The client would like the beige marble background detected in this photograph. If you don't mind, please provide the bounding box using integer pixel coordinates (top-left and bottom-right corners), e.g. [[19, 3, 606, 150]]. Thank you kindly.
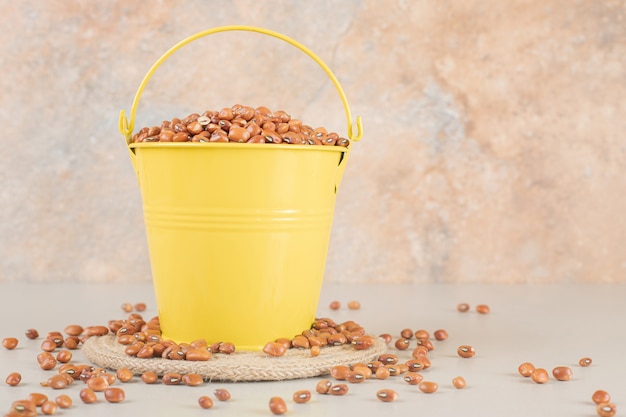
[[1, 0, 625, 283]]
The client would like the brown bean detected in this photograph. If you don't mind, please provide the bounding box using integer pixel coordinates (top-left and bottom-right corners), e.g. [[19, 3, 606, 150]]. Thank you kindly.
[[186, 121, 203, 135], [55, 394, 72, 409], [457, 345, 476, 358], [347, 300, 361, 310], [385, 365, 403, 377], [141, 371, 158, 384], [263, 341, 287, 357], [282, 131, 303, 144], [414, 330, 429, 340], [185, 347, 211, 361], [228, 126, 251, 142], [41, 332, 60, 346], [47, 374, 70, 389], [396, 329, 412, 340], [214, 388, 231, 401], [291, 335, 310, 349], [136, 344, 154, 358], [375, 366, 390, 380], [597, 402, 617, 417], [346, 370, 367, 384], [376, 389, 398, 402], [218, 107, 234, 120], [198, 395, 214, 409], [552, 366, 573, 381], [27, 393, 49, 406], [10, 400, 37, 417], [37, 352, 57, 370], [84, 326, 109, 337], [275, 338, 292, 350], [406, 358, 431, 372], [316, 379, 333, 394], [63, 325, 83, 336], [218, 342, 235, 354], [292, 390, 311, 404], [327, 333, 348, 346], [276, 122, 289, 134], [433, 329, 448, 341], [412, 346, 429, 358], [379, 333, 393, 344], [530, 368, 549, 384], [416, 339, 434, 352], [395, 338, 410, 350], [310, 345, 321, 357], [352, 364, 372, 379], [116, 334, 135, 345], [378, 353, 399, 365], [182, 373, 204, 387], [58, 364, 79, 379], [329, 383, 349, 396], [476, 304, 490, 314], [156, 128, 173, 142], [337, 138, 350, 147], [323, 132, 338, 145], [518, 362, 535, 377], [418, 381, 439, 393], [162, 372, 182, 385], [79, 388, 98, 404], [247, 134, 265, 143], [329, 301, 341, 310], [218, 119, 232, 132], [116, 368, 133, 383], [41, 400, 58, 415], [172, 131, 189, 142], [2, 337, 18, 349], [104, 387, 125, 403], [404, 372, 424, 385], [86, 375, 109, 391], [56, 350, 72, 363], [25, 328, 39, 339], [162, 344, 185, 360], [452, 376, 467, 389], [261, 128, 281, 143], [5, 372, 21, 386], [245, 122, 262, 137], [351, 335, 374, 351], [63, 337, 79, 349], [457, 303, 470, 312], [330, 365, 351, 380], [592, 390, 611, 404], [269, 396, 287, 415], [579, 357, 593, 367], [40, 339, 57, 352]]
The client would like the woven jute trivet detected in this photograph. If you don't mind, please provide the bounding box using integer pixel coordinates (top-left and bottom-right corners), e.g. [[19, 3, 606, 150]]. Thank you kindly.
[[82, 334, 387, 382]]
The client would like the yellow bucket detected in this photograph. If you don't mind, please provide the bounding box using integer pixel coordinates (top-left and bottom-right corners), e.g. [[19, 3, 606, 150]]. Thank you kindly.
[[118, 26, 362, 350]]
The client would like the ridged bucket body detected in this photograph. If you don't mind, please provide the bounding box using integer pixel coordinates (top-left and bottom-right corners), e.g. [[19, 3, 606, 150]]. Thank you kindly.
[[130, 142, 348, 350]]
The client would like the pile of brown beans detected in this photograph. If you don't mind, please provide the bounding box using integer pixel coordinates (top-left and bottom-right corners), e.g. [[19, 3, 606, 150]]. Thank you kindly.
[[131, 104, 350, 147], [1, 299, 618, 416], [317, 325, 469, 400], [108, 314, 375, 361], [516, 360, 617, 416]]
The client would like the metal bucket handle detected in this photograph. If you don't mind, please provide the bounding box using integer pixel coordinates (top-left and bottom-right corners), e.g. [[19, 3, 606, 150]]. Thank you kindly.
[[118, 25, 363, 145]]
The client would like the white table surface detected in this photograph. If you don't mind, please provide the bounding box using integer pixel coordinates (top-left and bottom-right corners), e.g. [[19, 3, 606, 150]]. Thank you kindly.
[[1, 282, 624, 416]]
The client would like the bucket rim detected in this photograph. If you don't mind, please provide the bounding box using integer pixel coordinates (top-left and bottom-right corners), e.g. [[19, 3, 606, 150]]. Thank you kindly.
[[129, 141, 349, 153]]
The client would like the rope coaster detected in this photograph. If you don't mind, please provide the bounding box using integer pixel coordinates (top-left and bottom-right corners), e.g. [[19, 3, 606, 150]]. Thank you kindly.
[[82, 334, 387, 382]]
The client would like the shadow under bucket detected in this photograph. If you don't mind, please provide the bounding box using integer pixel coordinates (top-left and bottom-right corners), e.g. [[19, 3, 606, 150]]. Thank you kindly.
[[131, 142, 348, 350], [119, 26, 362, 351]]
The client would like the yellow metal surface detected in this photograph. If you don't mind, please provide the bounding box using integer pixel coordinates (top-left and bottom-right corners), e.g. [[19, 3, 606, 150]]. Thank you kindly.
[[131, 142, 346, 349], [120, 26, 360, 349]]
